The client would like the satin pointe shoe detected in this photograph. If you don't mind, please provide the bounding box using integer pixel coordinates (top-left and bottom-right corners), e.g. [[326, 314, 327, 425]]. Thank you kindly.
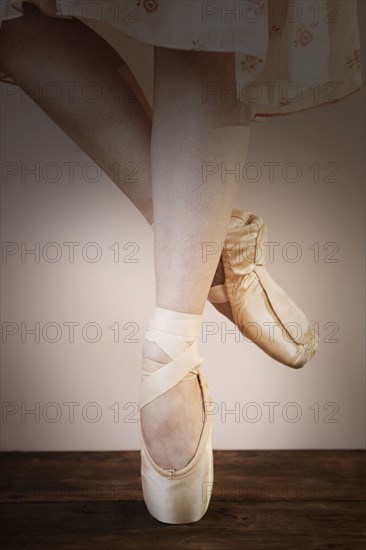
[[208, 209, 318, 368], [139, 306, 214, 524]]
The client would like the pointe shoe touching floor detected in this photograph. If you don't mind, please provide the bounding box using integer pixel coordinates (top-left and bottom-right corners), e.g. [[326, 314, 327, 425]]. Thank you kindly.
[[139, 306, 214, 524], [208, 209, 318, 368]]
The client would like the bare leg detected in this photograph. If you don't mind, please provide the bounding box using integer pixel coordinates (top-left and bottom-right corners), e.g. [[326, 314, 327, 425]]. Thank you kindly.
[[141, 47, 251, 469], [0, 6, 238, 315]]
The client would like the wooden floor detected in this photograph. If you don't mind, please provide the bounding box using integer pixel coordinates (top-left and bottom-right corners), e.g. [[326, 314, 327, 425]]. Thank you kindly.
[[1, 450, 365, 549]]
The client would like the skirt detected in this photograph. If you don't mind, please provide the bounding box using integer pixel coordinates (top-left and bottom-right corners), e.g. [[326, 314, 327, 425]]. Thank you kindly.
[[0, 0, 363, 123]]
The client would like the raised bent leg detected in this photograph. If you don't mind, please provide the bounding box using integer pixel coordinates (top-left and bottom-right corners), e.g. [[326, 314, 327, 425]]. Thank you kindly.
[[0, 3, 154, 223]]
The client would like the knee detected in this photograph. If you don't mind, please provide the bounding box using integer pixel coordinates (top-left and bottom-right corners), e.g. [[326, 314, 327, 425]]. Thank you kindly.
[[0, 4, 39, 71]]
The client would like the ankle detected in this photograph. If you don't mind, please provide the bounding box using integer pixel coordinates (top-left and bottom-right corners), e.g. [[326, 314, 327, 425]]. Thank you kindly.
[[142, 338, 171, 365], [142, 306, 202, 367]]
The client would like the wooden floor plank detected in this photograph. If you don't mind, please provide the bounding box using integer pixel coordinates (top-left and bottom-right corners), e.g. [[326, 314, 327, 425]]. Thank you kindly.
[[1, 450, 365, 502], [1, 501, 365, 549], [1, 450, 365, 549]]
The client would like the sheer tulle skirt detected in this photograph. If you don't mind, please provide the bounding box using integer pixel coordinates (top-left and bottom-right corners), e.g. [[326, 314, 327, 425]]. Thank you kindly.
[[0, 0, 363, 122]]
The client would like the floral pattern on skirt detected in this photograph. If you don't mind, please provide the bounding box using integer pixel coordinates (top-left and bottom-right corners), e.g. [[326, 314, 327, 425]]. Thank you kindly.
[[0, 0, 363, 122]]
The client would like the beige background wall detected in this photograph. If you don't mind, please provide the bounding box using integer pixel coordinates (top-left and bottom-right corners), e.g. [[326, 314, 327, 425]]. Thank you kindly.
[[1, 2, 365, 450]]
